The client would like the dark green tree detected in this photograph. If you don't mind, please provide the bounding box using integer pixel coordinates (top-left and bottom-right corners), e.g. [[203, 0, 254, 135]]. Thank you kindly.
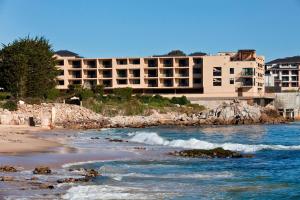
[[0, 36, 58, 98]]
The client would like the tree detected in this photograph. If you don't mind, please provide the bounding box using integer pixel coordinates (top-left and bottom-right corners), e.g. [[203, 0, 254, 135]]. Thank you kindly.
[[0, 36, 58, 98]]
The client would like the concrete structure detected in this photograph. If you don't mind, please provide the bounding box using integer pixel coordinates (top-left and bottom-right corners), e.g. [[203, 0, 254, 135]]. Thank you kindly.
[[54, 50, 265, 99], [265, 56, 300, 91], [274, 92, 300, 119]]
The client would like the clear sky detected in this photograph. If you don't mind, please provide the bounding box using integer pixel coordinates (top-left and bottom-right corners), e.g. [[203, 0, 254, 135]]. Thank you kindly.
[[0, 0, 300, 61]]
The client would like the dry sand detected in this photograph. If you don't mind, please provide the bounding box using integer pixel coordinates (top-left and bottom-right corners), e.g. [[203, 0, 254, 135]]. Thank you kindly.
[[0, 125, 61, 154]]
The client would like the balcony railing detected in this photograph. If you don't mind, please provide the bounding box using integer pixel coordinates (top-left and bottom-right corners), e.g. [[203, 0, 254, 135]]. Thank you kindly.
[[240, 71, 254, 76]]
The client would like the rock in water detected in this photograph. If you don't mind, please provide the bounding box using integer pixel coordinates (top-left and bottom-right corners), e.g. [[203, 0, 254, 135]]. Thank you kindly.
[[33, 166, 51, 175], [169, 148, 252, 158], [0, 176, 14, 181], [0, 165, 17, 172], [85, 169, 99, 178]]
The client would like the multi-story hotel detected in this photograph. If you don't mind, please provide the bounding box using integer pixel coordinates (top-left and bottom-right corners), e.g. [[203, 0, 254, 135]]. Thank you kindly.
[[54, 49, 265, 99], [265, 56, 300, 91]]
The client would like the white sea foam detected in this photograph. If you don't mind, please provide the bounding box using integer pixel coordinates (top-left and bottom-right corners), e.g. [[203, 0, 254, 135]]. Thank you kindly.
[[129, 132, 300, 153], [106, 171, 233, 180], [62, 185, 170, 200]]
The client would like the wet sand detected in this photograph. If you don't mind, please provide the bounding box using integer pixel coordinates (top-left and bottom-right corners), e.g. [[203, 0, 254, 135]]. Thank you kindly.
[[0, 125, 61, 154]]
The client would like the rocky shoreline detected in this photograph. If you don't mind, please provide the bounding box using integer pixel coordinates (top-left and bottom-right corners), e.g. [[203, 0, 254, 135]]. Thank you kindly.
[[0, 100, 287, 129]]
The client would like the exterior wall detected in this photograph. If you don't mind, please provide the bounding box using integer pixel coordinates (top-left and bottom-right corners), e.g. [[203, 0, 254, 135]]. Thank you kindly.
[[202, 55, 264, 98], [55, 50, 265, 98], [274, 92, 300, 119]]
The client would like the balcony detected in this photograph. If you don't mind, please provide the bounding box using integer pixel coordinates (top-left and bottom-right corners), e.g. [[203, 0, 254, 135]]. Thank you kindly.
[[148, 80, 158, 87], [102, 60, 112, 68], [86, 60, 96, 68], [178, 59, 189, 67], [240, 68, 255, 77], [147, 59, 158, 68], [236, 79, 254, 87], [71, 60, 81, 68]]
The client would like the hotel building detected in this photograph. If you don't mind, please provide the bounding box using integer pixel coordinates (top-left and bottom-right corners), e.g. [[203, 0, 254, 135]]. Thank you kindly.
[[265, 56, 300, 91], [54, 49, 265, 99]]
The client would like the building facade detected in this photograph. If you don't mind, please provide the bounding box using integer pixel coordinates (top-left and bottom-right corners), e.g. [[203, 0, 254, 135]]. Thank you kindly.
[[265, 56, 300, 91], [54, 50, 265, 98]]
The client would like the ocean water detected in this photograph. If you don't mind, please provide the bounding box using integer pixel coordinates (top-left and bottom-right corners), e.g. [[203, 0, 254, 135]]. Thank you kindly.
[[63, 122, 300, 200]]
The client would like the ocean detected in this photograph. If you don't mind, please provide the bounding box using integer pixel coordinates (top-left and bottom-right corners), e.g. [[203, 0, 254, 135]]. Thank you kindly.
[[61, 122, 300, 199]]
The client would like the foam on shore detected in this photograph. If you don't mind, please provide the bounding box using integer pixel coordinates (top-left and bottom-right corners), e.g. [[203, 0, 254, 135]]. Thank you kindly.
[[62, 185, 173, 200]]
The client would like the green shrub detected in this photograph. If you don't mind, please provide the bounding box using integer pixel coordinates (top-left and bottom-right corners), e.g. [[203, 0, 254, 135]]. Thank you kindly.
[[82, 98, 103, 113], [113, 87, 133, 100], [92, 85, 105, 96], [0, 92, 11, 100], [79, 89, 94, 100], [2, 100, 17, 111], [46, 88, 60, 100], [124, 99, 146, 115], [170, 96, 190, 105], [24, 98, 43, 105]]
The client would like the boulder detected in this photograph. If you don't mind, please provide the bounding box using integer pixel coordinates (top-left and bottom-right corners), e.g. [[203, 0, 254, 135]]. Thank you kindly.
[[0, 165, 18, 172], [33, 166, 51, 175], [0, 176, 14, 181], [168, 148, 253, 159]]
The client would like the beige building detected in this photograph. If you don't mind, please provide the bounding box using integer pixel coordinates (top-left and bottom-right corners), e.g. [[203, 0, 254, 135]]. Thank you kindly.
[[54, 49, 265, 99]]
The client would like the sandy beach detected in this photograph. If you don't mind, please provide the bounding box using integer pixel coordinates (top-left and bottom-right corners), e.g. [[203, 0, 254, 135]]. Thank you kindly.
[[0, 125, 61, 154]]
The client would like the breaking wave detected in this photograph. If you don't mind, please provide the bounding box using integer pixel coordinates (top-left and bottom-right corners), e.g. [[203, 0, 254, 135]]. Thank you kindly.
[[129, 132, 300, 153]]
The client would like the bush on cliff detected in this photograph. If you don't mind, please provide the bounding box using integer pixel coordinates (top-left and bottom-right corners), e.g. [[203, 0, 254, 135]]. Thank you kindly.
[[2, 100, 17, 111], [46, 88, 60, 101], [113, 87, 133, 100], [170, 96, 190, 105], [0, 92, 11, 100]]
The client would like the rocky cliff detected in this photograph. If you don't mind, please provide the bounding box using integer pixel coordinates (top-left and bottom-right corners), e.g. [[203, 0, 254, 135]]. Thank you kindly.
[[0, 100, 286, 129]]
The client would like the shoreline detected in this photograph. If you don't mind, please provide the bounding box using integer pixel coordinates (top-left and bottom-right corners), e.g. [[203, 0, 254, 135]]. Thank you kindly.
[[0, 125, 61, 155]]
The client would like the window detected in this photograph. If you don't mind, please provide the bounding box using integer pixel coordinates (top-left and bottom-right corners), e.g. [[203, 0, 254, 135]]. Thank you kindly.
[[291, 76, 298, 81], [103, 70, 112, 78], [292, 70, 298, 75], [117, 59, 127, 65], [178, 59, 188, 67], [193, 78, 202, 84], [103, 80, 112, 87], [57, 60, 64, 66], [131, 59, 140, 65], [117, 69, 127, 78], [72, 60, 81, 68], [213, 78, 222, 86], [291, 82, 298, 87], [282, 70, 289, 75], [163, 59, 173, 67], [282, 82, 289, 87], [102, 60, 112, 68], [87, 60, 96, 68], [193, 58, 202, 65], [193, 68, 201, 74], [117, 79, 127, 85], [132, 69, 140, 77], [230, 68, 234, 74], [131, 79, 140, 84], [230, 78, 234, 84], [147, 59, 157, 67], [282, 76, 289, 82], [58, 80, 64, 85], [213, 67, 222, 76], [58, 70, 64, 76]]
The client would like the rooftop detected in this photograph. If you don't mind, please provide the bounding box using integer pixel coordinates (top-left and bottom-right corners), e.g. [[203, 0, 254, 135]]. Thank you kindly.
[[266, 56, 300, 65], [55, 50, 82, 58]]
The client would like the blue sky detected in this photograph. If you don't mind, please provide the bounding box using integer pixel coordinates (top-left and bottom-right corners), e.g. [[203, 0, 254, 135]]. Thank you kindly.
[[0, 0, 300, 61]]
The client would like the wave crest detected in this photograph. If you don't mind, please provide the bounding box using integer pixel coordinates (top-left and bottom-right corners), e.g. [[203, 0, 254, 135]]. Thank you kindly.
[[129, 132, 300, 153]]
